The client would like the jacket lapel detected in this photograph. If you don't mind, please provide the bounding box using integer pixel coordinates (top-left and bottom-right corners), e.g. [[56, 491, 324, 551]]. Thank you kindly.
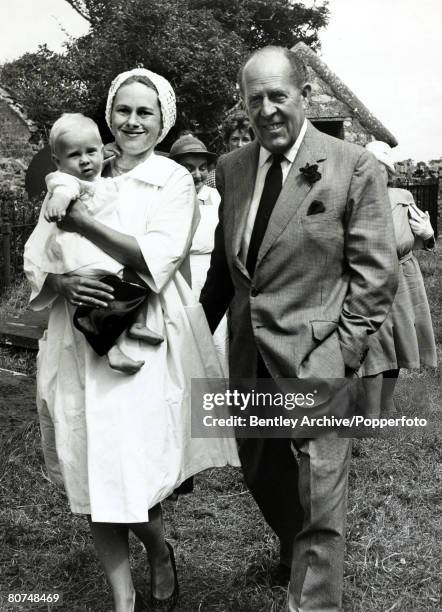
[[231, 142, 259, 275], [256, 123, 328, 269]]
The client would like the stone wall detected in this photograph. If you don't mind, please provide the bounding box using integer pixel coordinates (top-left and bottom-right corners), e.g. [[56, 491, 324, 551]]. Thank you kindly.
[[0, 87, 42, 193], [305, 70, 349, 119], [343, 117, 373, 147], [305, 66, 373, 147]]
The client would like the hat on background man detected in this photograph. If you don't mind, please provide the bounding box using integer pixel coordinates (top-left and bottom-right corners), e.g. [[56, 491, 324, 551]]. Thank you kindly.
[[169, 134, 217, 161]]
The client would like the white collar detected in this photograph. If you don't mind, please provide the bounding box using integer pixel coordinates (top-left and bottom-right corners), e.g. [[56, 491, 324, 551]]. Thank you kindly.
[[258, 118, 308, 168], [120, 152, 180, 186], [198, 184, 215, 203]]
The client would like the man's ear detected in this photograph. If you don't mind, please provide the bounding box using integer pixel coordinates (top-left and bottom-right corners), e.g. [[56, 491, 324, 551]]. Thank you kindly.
[[302, 83, 312, 99]]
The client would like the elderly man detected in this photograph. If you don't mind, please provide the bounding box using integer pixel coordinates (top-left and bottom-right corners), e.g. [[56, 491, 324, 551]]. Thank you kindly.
[[200, 46, 398, 611]]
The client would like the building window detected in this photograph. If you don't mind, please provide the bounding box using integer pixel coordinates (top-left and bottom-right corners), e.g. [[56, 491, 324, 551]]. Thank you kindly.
[[311, 120, 344, 139]]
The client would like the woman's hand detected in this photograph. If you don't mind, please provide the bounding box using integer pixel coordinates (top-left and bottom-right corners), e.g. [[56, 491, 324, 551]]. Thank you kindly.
[[57, 199, 91, 234], [103, 142, 122, 162], [47, 274, 115, 308], [409, 211, 434, 241]]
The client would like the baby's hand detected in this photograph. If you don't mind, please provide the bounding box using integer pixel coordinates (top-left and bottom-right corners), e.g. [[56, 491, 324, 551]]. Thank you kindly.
[[44, 204, 67, 223]]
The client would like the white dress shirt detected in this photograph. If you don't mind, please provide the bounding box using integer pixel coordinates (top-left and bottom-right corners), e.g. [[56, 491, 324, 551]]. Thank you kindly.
[[240, 119, 308, 262]]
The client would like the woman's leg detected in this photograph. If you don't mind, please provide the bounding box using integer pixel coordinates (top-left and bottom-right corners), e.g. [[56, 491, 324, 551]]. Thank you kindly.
[[362, 372, 384, 418], [381, 369, 400, 415], [129, 504, 175, 599], [88, 519, 135, 612]]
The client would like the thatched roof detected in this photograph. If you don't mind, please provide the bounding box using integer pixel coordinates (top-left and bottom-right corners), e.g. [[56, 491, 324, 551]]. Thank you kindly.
[[291, 42, 398, 147]]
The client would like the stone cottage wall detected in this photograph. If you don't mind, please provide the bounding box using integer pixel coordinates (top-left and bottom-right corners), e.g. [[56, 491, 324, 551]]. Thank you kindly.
[[343, 118, 373, 147], [305, 69, 348, 119], [305, 67, 373, 146], [0, 88, 42, 193]]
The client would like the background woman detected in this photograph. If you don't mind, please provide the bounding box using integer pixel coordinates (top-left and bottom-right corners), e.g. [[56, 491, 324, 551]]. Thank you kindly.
[[361, 141, 437, 414], [221, 109, 254, 152], [25, 68, 238, 612], [205, 109, 254, 188]]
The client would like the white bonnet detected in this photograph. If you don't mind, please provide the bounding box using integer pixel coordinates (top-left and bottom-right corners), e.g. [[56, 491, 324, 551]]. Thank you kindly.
[[365, 140, 396, 174], [105, 68, 176, 144]]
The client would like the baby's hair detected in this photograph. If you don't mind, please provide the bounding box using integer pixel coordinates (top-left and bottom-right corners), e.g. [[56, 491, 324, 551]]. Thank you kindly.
[[49, 113, 102, 155]]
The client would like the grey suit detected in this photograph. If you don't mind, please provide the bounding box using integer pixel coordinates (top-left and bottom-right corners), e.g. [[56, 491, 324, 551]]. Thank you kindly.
[[201, 122, 398, 610]]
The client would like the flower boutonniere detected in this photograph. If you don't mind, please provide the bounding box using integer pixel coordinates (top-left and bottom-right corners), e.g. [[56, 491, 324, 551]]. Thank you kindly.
[[299, 163, 322, 185]]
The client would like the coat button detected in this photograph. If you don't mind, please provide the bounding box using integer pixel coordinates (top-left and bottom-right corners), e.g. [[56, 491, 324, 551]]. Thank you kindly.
[[251, 287, 259, 297]]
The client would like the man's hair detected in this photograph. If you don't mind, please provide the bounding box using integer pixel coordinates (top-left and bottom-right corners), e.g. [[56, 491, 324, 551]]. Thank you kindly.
[[49, 113, 102, 155], [221, 110, 253, 144], [237, 46, 308, 97]]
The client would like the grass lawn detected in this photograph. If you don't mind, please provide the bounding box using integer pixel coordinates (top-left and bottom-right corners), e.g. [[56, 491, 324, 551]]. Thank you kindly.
[[0, 247, 440, 611], [0, 278, 36, 375]]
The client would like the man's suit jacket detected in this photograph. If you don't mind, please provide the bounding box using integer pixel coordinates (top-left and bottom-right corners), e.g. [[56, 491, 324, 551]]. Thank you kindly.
[[200, 122, 398, 379]]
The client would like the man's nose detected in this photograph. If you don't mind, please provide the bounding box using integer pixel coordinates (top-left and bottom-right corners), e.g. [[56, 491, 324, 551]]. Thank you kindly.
[[261, 97, 276, 117]]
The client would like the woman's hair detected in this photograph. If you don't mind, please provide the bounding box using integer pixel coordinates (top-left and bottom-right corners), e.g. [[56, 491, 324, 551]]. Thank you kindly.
[[221, 110, 253, 144], [49, 113, 101, 155], [115, 75, 158, 97]]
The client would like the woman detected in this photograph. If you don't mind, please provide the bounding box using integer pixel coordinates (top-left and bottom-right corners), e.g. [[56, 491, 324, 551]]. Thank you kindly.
[[205, 110, 254, 188], [221, 109, 254, 152], [361, 141, 437, 414], [25, 68, 238, 612], [169, 134, 228, 375]]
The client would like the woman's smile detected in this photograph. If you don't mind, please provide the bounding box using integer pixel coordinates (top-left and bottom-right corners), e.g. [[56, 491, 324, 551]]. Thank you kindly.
[[121, 130, 146, 138]]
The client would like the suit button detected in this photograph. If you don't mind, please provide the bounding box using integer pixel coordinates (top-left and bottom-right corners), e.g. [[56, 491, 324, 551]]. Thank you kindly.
[[251, 287, 259, 297]]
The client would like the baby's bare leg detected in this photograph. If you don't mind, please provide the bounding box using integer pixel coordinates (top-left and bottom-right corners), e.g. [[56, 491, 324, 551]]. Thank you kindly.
[[107, 345, 145, 374], [128, 306, 164, 345]]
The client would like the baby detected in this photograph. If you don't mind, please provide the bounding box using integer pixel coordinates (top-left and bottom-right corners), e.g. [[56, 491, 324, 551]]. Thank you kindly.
[[25, 113, 163, 374]]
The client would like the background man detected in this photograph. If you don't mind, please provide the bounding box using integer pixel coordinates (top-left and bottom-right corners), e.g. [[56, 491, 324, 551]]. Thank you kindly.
[[200, 46, 398, 610]]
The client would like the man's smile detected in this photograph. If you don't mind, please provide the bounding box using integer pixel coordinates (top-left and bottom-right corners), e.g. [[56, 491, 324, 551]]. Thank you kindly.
[[262, 122, 285, 133]]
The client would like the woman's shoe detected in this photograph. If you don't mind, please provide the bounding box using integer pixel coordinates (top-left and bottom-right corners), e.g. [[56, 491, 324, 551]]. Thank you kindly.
[[150, 541, 179, 611]]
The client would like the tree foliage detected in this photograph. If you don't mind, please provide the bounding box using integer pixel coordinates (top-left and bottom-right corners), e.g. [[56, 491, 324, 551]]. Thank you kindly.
[[1, 0, 328, 148]]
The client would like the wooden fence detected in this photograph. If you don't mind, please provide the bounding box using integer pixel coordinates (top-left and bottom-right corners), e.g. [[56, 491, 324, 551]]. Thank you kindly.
[[0, 192, 40, 293]]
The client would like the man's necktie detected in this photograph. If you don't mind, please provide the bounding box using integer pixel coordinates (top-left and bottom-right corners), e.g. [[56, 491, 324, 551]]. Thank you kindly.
[[246, 153, 284, 275]]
